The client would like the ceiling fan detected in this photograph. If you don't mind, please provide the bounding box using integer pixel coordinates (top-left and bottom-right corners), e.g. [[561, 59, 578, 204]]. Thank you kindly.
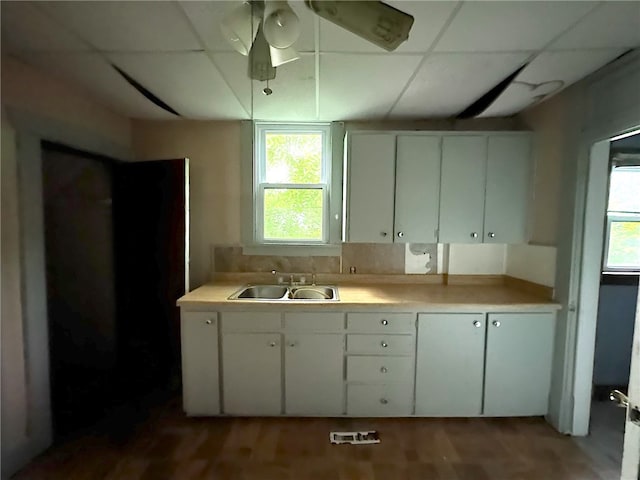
[[220, 1, 415, 83]]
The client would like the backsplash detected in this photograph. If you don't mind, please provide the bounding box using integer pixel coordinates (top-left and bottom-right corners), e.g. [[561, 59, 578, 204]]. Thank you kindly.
[[212, 243, 438, 275]]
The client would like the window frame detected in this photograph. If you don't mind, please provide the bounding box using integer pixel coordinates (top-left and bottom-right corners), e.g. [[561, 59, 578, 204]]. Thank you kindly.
[[602, 164, 640, 273], [253, 122, 333, 247], [602, 213, 640, 272]]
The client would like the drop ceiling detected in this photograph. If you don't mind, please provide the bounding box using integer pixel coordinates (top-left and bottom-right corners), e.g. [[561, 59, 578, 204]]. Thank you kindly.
[[2, 1, 639, 121]]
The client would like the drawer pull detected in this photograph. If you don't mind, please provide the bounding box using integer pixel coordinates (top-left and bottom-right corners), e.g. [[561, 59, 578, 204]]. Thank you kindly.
[[381, 319, 388, 326], [205, 319, 213, 325], [380, 398, 388, 405], [493, 320, 501, 328], [380, 367, 388, 373], [473, 321, 481, 328], [381, 341, 388, 348]]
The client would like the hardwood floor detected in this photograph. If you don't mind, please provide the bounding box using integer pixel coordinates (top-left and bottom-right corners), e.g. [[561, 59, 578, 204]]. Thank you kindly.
[[13, 398, 618, 480]]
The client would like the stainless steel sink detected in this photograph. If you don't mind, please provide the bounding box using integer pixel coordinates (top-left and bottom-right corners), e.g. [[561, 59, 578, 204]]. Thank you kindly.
[[228, 284, 339, 301], [231, 285, 289, 300], [290, 286, 336, 300]]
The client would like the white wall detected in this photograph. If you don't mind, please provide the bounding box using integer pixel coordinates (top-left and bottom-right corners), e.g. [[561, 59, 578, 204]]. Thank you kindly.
[[506, 244, 557, 287]]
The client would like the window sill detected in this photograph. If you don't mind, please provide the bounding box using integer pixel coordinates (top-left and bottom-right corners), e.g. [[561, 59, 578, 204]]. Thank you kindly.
[[242, 244, 342, 257]]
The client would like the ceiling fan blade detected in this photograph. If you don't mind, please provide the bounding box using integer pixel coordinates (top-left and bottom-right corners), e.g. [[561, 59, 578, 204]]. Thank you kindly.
[[305, 0, 414, 52], [249, 25, 277, 81], [456, 63, 528, 119]]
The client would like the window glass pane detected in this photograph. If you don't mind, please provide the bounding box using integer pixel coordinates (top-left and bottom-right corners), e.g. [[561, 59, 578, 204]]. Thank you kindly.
[[263, 188, 323, 241], [606, 221, 640, 268], [608, 168, 640, 213], [265, 133, 322, 184]]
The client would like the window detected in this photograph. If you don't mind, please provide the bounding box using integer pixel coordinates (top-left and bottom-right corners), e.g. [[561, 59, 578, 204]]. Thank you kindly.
[[252, 123, 336, 247], [603, 166, 640, 271]]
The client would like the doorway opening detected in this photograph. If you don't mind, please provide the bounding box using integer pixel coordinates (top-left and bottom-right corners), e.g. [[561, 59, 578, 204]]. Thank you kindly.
[[574, 132, 640, 475]]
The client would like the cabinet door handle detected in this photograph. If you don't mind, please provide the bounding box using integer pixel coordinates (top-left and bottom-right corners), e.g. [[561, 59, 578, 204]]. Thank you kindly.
[[492, 320, 501, 328], [287, 341, 297, 348], [470, 232, 478, 239], [380, 231, 388, 237], [268, 341, 278, 347], [397, 231, 404, 238], [381, 319, 388, 326], [381, 341, 388, 348], [380, 367, 388, 373], [488, 232, 496, 239], [380, 398, 388, 405], [473, 321, 482, 328], [205, 319, 213, 325]]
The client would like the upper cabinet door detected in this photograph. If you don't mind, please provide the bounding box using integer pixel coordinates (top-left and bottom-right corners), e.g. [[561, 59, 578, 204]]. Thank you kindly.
[[394, 136, 441, 244], [348, 134, 395, 243], [439, 136, 486, 243], [484, 135, 531, 244]]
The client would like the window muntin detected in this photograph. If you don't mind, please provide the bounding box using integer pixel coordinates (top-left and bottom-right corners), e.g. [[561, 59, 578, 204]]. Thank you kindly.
[[255, 124, 331, 244], [603, 166, 640, 272]]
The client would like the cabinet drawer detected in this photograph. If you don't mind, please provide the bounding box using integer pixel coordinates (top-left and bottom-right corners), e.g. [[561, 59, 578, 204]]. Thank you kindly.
[[347, 334, 414, 355], [221, 312, 281, 331], [347, 313, 414, 333], [347, 356, 413, 383], [181, 311, 218, 325], [347, 384, 413, 416], [284, 312, 344, 331]]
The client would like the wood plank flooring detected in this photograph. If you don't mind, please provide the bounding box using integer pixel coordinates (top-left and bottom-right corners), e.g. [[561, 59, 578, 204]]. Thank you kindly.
[[13, 398, 619, 480]]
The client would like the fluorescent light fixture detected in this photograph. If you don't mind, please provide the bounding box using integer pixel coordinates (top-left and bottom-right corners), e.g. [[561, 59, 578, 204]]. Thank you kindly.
[[220, 1, 260, 56]]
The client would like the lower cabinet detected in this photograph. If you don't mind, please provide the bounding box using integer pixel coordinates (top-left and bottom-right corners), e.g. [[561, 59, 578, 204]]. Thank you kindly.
[[415, 313, 485, 416], [484, 313, 556, 416], [222, 332, 282, 415], [181, 308, 556, 418], [347, 383, 413, 416], [415, 312, 556, 417], [284, 333, 344, 415], [181, 311, 220, 416]]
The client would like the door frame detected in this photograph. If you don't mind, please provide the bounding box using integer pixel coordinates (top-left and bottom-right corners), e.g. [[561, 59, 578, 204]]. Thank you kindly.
[[556, 51, 640, 436]]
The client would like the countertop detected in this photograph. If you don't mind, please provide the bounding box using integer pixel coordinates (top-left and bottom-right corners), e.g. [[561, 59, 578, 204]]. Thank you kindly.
[[177, 279, 561, 313]]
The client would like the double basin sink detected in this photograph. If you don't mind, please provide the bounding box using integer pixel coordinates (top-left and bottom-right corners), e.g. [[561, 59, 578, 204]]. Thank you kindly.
[[228, 284, 339, 301]]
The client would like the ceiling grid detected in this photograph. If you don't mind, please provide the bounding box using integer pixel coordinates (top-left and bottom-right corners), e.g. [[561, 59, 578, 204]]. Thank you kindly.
[[2, 0, 638, 121]]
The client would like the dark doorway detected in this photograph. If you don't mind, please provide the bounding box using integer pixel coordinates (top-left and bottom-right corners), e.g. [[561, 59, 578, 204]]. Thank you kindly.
[[42, 142, 186, 439]]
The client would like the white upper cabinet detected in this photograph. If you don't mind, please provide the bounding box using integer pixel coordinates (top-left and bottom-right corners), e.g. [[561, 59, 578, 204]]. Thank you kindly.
[[347, 134, 396, 243], [347, 133, 441, 244], [394, 136, 441, 244], [484, 135, 531, 244], [439, 136, 486, 243], [439, 133, 532, 244]]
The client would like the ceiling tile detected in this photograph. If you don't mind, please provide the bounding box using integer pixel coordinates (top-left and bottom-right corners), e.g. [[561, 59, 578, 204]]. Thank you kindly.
[[480, 49, 626, 117], [391, 52, 529, 118], [1, 2, 89, 52], [108, 52, 248, 119], [319, 1, 459, 53], [181, 0, 316, 53], [17, 52, 175, 119], [434, 1, 597, 52], [38, 1, 200, 52], [550, 2, 640, 50], [214, 53, 317, 121], [319, 53, 421, 120]]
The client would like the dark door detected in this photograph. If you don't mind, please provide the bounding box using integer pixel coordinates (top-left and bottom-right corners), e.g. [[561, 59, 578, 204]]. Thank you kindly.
[[42, 142, 186, 439], [113, 159, 186, 398]]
